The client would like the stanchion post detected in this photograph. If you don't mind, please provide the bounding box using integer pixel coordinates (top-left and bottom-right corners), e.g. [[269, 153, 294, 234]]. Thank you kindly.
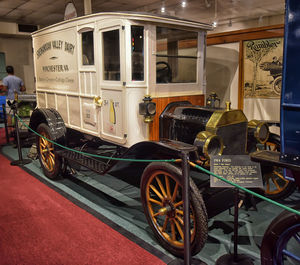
[[2, 103, 9, 143], [168, 149, 205, 265], [182, 151, 191, 265], [10, 103, 31, 166], [13, 107, 23, 160], [233, 188, 239, 261]]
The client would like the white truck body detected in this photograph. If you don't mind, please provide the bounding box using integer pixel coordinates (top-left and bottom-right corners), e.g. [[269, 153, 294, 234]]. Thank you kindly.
[[32, 12, 211, 147]]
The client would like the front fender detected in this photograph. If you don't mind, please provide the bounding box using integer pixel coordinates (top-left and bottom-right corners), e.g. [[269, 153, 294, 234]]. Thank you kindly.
[[29, 108, 66, 143], [108, 139, 198, 178]]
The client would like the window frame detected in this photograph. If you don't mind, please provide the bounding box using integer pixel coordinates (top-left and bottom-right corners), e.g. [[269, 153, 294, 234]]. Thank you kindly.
[[155, 25, 199, 84], [130, 25, 145, 82], [102, 28, 121, 82], [78, 26, 96, 71]]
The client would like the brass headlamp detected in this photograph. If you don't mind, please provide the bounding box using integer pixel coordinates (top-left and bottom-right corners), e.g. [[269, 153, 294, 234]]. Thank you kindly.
[[139, 95, 156, 123], [248, 119, 270, 144], [194, 131, 224, 158]]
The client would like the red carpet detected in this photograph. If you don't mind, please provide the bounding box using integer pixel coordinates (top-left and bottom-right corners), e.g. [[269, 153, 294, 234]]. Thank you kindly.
[[0, 127, 9, 145], [0, 127, 15, 146], [0, 153, 166, 265]]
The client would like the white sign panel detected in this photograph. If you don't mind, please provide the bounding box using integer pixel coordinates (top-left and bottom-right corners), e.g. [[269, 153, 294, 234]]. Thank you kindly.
[[34, 28, 78, 92]]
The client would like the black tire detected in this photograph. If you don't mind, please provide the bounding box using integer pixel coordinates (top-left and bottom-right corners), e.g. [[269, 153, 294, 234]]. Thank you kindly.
[[261, 205, 300, 265], [36, 123, 62, 179], [261, 133, 296, 200], [140, 162, 208, 257]]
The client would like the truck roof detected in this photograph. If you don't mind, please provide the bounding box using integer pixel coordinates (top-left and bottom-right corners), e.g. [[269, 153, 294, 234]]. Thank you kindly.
[[33, 11, 213, 35]]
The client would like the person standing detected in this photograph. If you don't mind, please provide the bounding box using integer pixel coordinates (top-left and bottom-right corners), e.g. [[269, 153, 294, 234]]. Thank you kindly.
[[2, 65, 26, 124], [3, 65, 26, 100]]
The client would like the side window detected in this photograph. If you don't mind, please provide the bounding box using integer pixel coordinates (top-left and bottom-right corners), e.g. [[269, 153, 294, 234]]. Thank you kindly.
[[103, 29, 120, 81], [81, 31, 94, 65], [131, 26, 144, 81], [156, 27, 198, 83]]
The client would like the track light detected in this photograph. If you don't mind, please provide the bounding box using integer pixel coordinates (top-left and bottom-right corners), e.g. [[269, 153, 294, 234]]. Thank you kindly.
[[161, 1, 165, 13], [212, 21, 218, 27], [205, 0, 211, 8], [181, 1, 187, 7]]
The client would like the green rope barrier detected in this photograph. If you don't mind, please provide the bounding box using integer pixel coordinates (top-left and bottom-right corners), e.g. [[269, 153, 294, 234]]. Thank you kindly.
[[15, 114, 178, 163], [190, 162, 300, 217], [16, 114, 300, 217]]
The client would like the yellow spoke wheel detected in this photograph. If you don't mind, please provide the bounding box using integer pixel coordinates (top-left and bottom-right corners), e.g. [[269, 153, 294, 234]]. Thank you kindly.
[[262, 134, 296, 199], [140, 162, 207, 258], [37, 123, 62, 179]]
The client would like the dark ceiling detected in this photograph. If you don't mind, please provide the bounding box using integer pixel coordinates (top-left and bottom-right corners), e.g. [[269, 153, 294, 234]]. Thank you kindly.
[[0, 0, 285, 28]]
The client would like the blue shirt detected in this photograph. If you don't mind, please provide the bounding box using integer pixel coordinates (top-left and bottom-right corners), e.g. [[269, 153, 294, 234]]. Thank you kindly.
[[3, 75, 24, 100]]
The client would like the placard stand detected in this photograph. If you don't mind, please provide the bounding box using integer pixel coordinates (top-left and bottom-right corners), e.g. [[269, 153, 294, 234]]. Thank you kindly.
[[215, 188, 254, 265], [9, 102, 31, 166], [210, 155, 263, 265]]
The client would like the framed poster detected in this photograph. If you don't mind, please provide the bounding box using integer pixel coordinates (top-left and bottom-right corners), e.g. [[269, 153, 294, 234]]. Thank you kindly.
[[243, 37, 284, 98]]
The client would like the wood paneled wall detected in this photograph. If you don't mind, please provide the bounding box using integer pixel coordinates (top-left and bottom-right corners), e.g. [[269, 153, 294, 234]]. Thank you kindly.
[[149, 95, 204, 140]]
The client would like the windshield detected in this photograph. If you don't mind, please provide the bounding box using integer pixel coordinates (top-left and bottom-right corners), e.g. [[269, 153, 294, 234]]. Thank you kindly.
[[156, 27, 198, 83]]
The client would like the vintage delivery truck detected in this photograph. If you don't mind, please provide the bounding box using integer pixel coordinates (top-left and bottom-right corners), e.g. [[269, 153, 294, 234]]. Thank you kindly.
[[29, 12, 295, 257]]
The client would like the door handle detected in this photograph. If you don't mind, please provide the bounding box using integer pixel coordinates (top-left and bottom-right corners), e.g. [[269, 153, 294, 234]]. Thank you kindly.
[[94, 96, 103, 107]]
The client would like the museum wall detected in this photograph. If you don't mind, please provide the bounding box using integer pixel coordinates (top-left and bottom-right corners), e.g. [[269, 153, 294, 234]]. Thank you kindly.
[[206, 42, 239, 109], [0, 35, 35, 94], [210, 14, 284, 34]]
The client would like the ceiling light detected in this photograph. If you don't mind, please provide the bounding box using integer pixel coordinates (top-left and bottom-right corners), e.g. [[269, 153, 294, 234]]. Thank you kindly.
[[213, 0, 218, 27], [161, 1, 165, 13], [181, 1, 187, 7], [205, 0, 211, 8]]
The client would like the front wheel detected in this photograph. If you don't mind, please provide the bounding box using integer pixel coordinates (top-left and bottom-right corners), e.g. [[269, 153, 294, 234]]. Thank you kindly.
[[36, 123, 62, 179], [140, 162, 208, 257], [261, 205, 300, 265], [261, 134, 296, 200]]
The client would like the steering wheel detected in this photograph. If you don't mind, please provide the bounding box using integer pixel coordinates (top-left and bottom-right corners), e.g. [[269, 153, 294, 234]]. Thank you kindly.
[[156, 61, 172, 83]]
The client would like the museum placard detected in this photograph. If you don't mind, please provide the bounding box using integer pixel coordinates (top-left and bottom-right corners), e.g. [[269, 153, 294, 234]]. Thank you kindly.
[[210, 155, 263, 188]]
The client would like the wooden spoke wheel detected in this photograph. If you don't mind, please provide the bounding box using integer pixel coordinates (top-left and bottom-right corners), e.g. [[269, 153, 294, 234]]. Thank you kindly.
[[140, 162, 207, 257], [262, 133, 296, 199], [261, 205, 300, 265], [37, 123, 62, 179]]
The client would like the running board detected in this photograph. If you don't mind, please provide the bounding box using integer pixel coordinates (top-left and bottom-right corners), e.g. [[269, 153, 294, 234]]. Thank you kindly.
[[57, 149, 111, 174]]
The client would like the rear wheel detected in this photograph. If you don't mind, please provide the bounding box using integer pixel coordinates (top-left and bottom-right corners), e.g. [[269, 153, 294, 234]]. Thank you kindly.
[[36, 123, 62, 179], [140, 162, 207, 257], [261, 134, 296, 199]]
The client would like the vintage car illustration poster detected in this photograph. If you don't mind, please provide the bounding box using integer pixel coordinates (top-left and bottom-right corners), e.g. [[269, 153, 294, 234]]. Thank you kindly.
[[243, 37, 283, 98]]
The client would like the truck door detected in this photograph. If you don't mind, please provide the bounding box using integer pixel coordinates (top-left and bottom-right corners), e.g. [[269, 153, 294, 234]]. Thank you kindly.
[[99, 21, 127, 145]]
